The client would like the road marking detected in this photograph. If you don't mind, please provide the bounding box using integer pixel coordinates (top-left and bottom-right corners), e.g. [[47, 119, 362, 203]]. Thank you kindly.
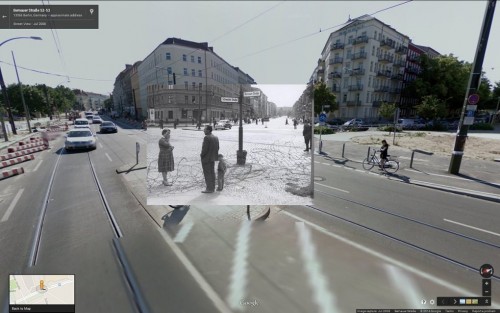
[[404, 169, 470, 180], [173, 222, 194, 243], [385, 264, 424, 307], [1, 188, 24, 222], [99, 143, 103, 148], [227, 219, 252, 311], [314, 182, 349, 193], [105, 153, 112, 162], [399, 156, 429, 162], [283, 211, 496, 302], [156, 227, 232, 313], [444, 219, 500, 237], [295, 222, 338, 313], [321, 162, 331, 166], [33, 160, 43, 172]]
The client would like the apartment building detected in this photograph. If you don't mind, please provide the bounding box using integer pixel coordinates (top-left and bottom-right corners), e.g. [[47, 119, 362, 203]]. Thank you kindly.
[[317, 15, 411, 120], [74, 89, 109, 112]]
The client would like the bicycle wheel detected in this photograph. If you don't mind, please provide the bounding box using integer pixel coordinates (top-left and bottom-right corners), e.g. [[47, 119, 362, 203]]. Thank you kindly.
[[384, 160, 399, 173], [362, 157, 375, 170]]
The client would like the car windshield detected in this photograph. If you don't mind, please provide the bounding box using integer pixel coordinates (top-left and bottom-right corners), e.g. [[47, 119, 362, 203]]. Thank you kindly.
[[101, 122, 113, 126], [68, 131, 92, 137], [75, 120, 88, 125]]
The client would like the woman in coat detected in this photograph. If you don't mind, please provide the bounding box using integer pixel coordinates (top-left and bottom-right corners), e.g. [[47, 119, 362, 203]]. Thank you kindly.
[[158, 128, 174, 186]]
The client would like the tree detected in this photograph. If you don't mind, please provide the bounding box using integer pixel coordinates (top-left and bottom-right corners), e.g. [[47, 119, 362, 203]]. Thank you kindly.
[[379, 102, 397, 121], [415, 95, 446, 120], [313, 82, 337, 115]]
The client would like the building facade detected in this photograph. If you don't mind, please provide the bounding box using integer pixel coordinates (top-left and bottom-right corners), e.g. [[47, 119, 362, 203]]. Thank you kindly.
[[74, 89, 109, 112]]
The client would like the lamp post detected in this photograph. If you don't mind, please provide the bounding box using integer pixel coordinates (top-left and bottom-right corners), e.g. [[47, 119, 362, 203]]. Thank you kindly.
[[0, 36, 42, 139], [11, 51, 32, 133]]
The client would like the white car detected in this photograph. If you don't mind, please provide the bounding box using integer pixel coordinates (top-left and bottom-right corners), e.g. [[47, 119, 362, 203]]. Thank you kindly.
[[74, 118, 91, 129], [92, 116, 103, 124], [65, 129, 97, 151]]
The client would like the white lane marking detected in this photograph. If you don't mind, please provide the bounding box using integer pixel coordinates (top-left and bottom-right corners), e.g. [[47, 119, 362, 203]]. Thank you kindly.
[[295, 222, 338, 313], [173, 222, 194, 243], [98, 143, 103, 148], [399, 156, 429, 162], [314, 182, 349, 193], [33, 159, 43, 172], [385, 264, 425, 307], [156, 227, 232, 313], [443, 219, 500, 237], [404, 169, 470, 180], [283, 211, 498, 303], [105, 153, 112, 162], [227, 219, 252, 311], [321, 162, 331, 166], [1, 188, 24, 222]]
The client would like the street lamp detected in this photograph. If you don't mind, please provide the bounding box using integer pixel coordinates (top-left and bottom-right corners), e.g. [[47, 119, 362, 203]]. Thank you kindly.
[[0, 36, 42, 141]]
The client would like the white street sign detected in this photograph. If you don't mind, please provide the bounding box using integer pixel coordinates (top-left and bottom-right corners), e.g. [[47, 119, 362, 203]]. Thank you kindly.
[[149, 109, 155, 120], [221, 97, 239, 103], [243, 91, 261, 97]]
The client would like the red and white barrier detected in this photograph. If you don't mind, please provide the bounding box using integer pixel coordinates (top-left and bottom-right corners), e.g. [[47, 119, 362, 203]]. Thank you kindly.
[[0, 154, 34, 169], [0, 146, 45, 161], [8, 142, 45, 153], [0, 167, 24, 180]]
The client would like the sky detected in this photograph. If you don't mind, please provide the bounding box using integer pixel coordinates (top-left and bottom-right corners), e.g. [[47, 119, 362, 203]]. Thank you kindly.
[[0, 1, 499, 108]]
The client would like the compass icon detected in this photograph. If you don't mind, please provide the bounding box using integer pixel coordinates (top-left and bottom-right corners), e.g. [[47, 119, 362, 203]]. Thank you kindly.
[[479, 264, 494, 278]]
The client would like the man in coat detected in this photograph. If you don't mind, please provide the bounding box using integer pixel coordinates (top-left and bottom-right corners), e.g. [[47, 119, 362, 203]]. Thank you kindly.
[[200, 125, 219, 193], [303, 120, 312, 152]]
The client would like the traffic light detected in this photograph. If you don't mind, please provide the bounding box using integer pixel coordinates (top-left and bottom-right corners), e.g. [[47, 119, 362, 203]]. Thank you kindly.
[[173, 73, 176, 85]]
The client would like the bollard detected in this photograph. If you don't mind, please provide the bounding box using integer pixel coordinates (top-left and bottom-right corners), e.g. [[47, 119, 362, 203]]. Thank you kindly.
[[342, 142, 346, 158], [410, 149, 434, 168], [367, 146, 371, 162]]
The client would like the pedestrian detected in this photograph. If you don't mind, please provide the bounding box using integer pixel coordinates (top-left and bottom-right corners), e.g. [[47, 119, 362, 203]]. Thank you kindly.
[[213, 118, 217, 128], [216, 153, 227, 191], [286, 118, 288, 125], [158, 128, 174, 186], [159, 119, 164, 129], [303, 120, 312, 152], [379, 139, 389, 169], [262, 118, 264, 125], [200, 125, 219, 193], [293, 119, 297, 129], [256, 119, 258, 125]]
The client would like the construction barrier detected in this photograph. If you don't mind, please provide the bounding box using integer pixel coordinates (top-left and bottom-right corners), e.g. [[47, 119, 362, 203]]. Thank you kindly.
[[8, 141, 45, 153], [0, 146, 45, 161], [0, 167, 24, 180], [0, 154, 34, 169]]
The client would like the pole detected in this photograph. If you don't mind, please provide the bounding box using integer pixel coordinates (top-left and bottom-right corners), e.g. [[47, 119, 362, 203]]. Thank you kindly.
[[237, 85, 246, 165], [449, 0, 496, 174], [197, 86, 201, 129], [0, 104, 7, 141], [132, 88, 138, 121], [12, 51, 31, 133], [491, 97, 499, 125], [0, 65, 17, 135]]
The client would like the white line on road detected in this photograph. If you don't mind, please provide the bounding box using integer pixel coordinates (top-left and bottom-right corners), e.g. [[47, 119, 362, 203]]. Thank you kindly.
[[443, 219, 500, 237], [105, 153, 112, 162], [1, 188, 24, 223], [173, 222, 194, 243], [321, 162, 331, 166], [385, 264, 425, 307], [227, 219, 252, 311], [314, 182, 349, 193], [404, 169, 470, 180], [283, 211, 497, 303], [295, 222, 338, 313], [33, 160, 43, 172], [156, 227, 232, 313], [99, 143, 103, 149]]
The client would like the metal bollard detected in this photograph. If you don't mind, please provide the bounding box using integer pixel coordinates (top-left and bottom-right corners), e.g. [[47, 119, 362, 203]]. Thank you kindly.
[[342, 142, 346, 158], [410, 149, 434, 168], [367, 146, 371, 161]]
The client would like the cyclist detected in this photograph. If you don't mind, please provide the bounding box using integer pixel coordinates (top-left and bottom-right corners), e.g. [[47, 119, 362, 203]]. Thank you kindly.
[[379, 140, 389, 168]]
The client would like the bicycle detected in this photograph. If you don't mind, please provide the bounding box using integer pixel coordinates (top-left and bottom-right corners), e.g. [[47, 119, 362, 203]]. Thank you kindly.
[[362, 148, 399, 173]]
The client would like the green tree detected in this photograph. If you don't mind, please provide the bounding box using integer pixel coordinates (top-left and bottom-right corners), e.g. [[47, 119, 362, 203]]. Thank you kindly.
[[313, 82, 337, 115], [3, 83, 47, 118], [415, 95, 446, 120], [379, 102, 397, 121]]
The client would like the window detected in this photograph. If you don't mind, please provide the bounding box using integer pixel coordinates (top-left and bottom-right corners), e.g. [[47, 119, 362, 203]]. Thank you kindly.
[[183, 54, 187, 61], [167, 67, 172, 74], [191, 69, 195, 76], [368, 76, 372, 87], [184, 68, 188, 75], [348, 36, 353, 44], [182, 109, 188, 118], [184, 95, 188, 104], [346, 49, 352, 59], [198, 57, 202, 64], [191, 55, 195, 62], [343, 94, 347, 103], [199, 83, 202, 90], [184, 81, 188, 90], [168, 95, 172, 103], [372, 46, 375, 56], [166, 52, 171, 60], [366, 92, 370, 102], [198, 70, 202, 77], [192, 95, 196, 103], [374, 31, 377, 39], [168, 111, 173, 119], [370, 62, 373, 72]]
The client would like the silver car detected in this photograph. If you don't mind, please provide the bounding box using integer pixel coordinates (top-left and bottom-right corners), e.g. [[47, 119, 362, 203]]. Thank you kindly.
[[65, 129, 97, 151]]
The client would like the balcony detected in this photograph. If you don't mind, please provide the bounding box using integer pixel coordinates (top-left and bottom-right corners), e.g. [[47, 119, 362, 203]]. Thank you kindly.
[[391, 73, 404, 81], [407, 55, 420, 62], [329, 57, 343, 64], [372, 101, 383, 108], [352, 35, 369, 45], [348, 84, 363, 91], [374, 86, 390, 92], [331, 86, 341, 93], [317, 67, 324, 74], [407, 67, 420, 75], [380, 39, 395, 49], [330, 43, 345, 50], [346, 100, 362, 107], [351, 68, 365, 76], [390, 87, 402, 94], [328, 72, 342, 79], [395, 46, 408, 55], [378, 54, 394, 63], [349, 51, 367, 60], [393, 59, 406, 67], [376, 70, 392, 78]]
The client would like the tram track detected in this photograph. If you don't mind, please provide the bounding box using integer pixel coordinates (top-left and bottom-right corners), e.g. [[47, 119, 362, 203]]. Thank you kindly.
[[309, 188, 500, 281]]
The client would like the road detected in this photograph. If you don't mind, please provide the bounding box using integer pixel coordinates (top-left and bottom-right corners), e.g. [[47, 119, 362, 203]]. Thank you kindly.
[[0, 117, 498, 312]]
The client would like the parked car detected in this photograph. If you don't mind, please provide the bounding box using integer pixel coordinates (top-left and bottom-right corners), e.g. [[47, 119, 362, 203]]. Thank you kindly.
[[65, 129, 97, 151], [92, 116, 103, 124], [343, 119, 364, 127], [100, 121, 118, 133], [326, 118, 344, 126], [215, 120, 231, 130], [74, 118, 91, 129], [396, 119, 415, 130]]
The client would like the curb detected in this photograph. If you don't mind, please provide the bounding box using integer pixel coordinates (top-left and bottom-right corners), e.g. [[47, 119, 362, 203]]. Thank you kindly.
[[409, 179, 500, 203], [0, 167, 24, 180], [0, 154, 35, 169]]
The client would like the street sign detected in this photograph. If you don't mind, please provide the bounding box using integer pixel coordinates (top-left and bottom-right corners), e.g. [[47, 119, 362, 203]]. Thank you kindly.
[[468, 94, 480, 105], [466, 105, 478, 111], [323, 105, 330, 109], [243, 91, 261, 97], [464, 117, 474, 125], [221, 97, 239, 103], [319, 113, 327, 122]]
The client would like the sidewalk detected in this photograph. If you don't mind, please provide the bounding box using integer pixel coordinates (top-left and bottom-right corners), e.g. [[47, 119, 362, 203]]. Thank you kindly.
[[315, 133, 500, 203]]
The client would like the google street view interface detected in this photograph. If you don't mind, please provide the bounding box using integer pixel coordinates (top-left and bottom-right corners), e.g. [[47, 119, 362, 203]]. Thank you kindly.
[[1, 1, 499, 313]]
